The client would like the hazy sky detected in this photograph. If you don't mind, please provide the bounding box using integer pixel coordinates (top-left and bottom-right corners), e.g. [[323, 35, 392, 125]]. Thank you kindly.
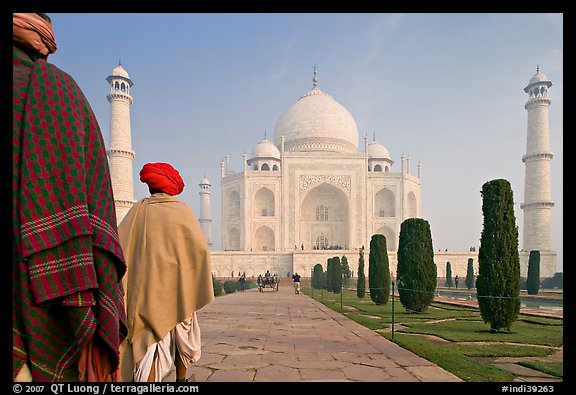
[[47, 13, 563, 273]]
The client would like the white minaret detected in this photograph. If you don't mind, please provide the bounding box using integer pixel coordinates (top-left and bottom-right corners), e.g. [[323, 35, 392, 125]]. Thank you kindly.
[[106, 62, 135, 225], [520, 66, 556, 278], [199, 176, 212, 247]]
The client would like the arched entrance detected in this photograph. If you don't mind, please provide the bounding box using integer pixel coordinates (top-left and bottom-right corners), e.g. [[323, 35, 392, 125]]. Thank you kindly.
[[300, 182, 349, 250]]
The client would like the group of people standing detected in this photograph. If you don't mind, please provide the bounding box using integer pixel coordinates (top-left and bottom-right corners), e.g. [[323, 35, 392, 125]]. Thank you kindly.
[[13, 13, 213, 383]]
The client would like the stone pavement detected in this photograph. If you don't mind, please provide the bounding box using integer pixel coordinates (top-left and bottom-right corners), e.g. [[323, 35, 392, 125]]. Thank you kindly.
[[164, 283, 461, 382]]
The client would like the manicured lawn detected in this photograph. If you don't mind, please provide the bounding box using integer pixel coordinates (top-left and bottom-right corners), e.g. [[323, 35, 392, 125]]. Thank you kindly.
[[518, 361, 563, 378], [303, 287, 563, 382]]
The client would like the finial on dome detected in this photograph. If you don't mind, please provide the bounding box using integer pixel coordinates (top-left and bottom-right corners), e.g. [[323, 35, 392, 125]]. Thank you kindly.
[[373, 132, 376, 142], [536, 64, 540, 73], [119, 58, 121, 66], [313, 64, 318, 87], [264, 130, 267, 140]]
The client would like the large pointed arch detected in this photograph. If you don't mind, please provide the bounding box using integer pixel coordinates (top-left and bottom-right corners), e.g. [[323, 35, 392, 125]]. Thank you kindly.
[[253, 187, 275, 217], [376, 225, 397, 252], [228, 227, 240, 251], [375, 187, 395, 218], [254, 225, 275, 251], [300, 182, 349, 250], [227, 190, 241, 219]]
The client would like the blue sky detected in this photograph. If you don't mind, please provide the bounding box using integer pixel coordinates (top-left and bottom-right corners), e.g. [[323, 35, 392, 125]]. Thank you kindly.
[[47, 13, 563, 272]]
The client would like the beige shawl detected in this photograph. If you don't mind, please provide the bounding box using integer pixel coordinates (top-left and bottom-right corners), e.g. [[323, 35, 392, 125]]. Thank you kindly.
[[118, 193, 214, 381]]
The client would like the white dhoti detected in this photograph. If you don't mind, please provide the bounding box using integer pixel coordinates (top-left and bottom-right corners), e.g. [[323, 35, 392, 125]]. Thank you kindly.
[[133, 312, 202, 382]]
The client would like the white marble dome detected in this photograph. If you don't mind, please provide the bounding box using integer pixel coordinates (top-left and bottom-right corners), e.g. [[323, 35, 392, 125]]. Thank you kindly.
[[367, 140, 390, 159], [524, 69, 552, 93], [112, 65, 130, 79], [252, 138, 280, 159], [273, 87, 359, 153], [529, 71, 549, 85]]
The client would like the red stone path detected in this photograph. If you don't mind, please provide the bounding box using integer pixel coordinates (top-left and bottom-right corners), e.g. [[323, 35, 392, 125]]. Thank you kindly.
[[164, 284, 461, 382]]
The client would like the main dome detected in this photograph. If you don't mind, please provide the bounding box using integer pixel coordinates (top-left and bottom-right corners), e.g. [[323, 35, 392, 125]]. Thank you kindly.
[[273, 87, 359, 153]]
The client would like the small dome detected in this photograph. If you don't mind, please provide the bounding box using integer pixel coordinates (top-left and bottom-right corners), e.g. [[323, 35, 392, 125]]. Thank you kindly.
[[199, 176, 210, 185], [251, 138, 280, 159], [112, 65, 130, 79], [367, 140, 390, 159], [524, 68, 552, 93], [529, 71, 549, 85]]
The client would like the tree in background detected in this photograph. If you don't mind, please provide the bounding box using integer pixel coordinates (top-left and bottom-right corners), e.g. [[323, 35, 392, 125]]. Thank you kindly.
[[212, 274, 223, 297], [368, 234, 390, 305], [540, 272, 562, 289], [331, 256, 342, 294], [341, 255, 351, 289], [397, 218, 437, 313], [526, 250, 541, 295], [326, 257, 333, 292], [465, 258, 475, 290], [445, 261, 454, 288], [477, 179, 521, 333], [312, 263, 324, 289], [356, 246, 366, 299]]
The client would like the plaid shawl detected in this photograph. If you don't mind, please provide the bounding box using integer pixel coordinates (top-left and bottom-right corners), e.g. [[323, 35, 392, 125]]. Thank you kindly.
[[13, 45, 127, 381]]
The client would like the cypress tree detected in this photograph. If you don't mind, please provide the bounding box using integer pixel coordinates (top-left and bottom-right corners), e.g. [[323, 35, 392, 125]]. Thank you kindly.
[[357, 246, 366, 299], [331, 256, 342, 293], [368, 234, 390, 305], [341, 255, 351, 288], [465, 258, 475, 290], [312, 263, 323, 289], [526, 250, 540, 295], [397, 218, 437, 313], [212, 274, 223, 297], [445, 262, 454, 288], [326, 257, 333, 292], [477, 179, 521, 333]]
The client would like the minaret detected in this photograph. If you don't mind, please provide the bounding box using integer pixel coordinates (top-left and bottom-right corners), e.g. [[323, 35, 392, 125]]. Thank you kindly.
[[106, 62, 135, 225], [199, 176, 212, 247], [520, 66, 556, 277]]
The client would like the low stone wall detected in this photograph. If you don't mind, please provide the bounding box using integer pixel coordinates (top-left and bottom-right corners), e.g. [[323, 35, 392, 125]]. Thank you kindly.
[[210, 249, 480, 280]]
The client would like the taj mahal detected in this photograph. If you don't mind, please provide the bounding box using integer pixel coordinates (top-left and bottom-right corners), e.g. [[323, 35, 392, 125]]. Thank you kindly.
[[104, 64, 557, 280]]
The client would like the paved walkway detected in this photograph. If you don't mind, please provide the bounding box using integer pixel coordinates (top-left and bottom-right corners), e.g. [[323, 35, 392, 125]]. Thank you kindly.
[[165, 284, 461, 382]]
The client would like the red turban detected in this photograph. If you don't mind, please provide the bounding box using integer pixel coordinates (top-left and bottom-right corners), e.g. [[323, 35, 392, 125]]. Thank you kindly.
[[139, 162, 185, 196]]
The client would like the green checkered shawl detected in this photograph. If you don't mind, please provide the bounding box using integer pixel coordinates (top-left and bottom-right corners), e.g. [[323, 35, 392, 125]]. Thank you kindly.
[[13, 46, 127, 381]]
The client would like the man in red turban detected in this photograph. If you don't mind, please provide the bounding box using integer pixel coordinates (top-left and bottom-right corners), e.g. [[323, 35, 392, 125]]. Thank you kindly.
[[139, 162, 185, 196], [118, 162, 214, 382]]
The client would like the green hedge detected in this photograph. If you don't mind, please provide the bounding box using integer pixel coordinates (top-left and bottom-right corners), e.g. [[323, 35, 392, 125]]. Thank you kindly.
[[213, 277, 223, 297], [223, 280, 238, 294]]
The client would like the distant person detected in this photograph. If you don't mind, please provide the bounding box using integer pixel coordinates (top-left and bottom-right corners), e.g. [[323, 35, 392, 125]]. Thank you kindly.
[[454, 275, 459, 289], [118, 162, 214, 382], [13, 13, 127, 382], [239, 273, 246, 292], [292, 273, 301, 294]]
